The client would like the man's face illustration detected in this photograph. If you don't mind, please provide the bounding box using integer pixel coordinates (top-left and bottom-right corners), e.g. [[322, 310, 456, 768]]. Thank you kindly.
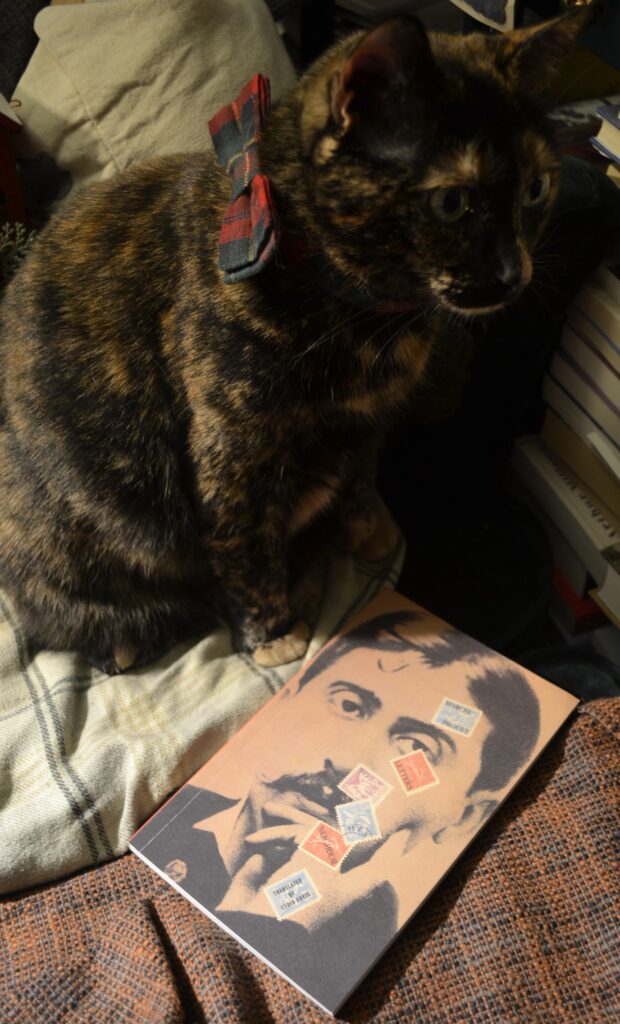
[[237, 643, 493, 851]]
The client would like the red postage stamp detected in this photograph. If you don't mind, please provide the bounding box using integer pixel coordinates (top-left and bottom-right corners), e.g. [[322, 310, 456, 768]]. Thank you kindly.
[[300, 820, 350, 869], [390, 750, 439, 794], [338, 763, 392, 806]]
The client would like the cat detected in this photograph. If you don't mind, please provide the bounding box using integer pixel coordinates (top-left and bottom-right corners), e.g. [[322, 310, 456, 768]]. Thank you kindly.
[[0, 8, 595, 673]]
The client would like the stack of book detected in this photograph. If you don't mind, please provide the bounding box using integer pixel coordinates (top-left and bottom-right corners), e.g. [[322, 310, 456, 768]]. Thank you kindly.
[[511, 262, 620, 662], [591, 102, 620, 186]]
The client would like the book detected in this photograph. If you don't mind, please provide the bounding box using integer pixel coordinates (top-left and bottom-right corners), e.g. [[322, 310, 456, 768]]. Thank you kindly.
[[544, 511, 592, 597], [608, 162, 620, 187], [592, 543, 620, 626], [573, 280, 620, 351], [129, 589, 578, 1016], [549, 351, 620, 448], [592, 261, 620, 307], [542, 373, 620, 464], [591, 104, 620, 163], [550, 567, 608, 637], [561, 323, 619, 405], [548, 95, 620, 169], [592, 622, 620, 663], [566, 306, 620, 377], [510, 436, 620, 590], [541, 409, 620, 513]]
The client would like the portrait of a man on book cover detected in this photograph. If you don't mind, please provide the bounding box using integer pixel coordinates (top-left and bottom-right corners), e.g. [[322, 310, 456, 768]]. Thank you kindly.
[[132, 594, 555, 1011]]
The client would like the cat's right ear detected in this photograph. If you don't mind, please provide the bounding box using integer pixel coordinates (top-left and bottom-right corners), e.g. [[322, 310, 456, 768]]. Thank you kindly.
[[329, 16, 441, 159]]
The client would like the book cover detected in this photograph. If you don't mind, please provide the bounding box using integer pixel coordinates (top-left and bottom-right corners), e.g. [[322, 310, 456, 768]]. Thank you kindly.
[[511, 435, 620, 589], [592, 543, 620, 625], [593, 104, 620, 161], [567, 306, 620, 376], [592, 261, 620, 308], [550, 351, 620, 448], [130, 589, 578, 1015], [573, 280, 620, 350], [544, 512, 592, 597], [542, 373, 620, 462], [542, 408, 620, 513], [550, 567, 608, 637], [591, 137, 620, 165], [561, 324, 619, 407]]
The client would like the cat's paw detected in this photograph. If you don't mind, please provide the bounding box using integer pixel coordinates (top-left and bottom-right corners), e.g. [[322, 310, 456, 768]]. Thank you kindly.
[[86, 642, 139, 675], [342, 487, 398, 559], [252, 620, 311, 667], [343, 500, 379, 553]]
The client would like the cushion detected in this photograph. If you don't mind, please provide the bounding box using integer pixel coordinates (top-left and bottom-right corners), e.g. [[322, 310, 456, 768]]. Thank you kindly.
[[12, 0, 296, 202]]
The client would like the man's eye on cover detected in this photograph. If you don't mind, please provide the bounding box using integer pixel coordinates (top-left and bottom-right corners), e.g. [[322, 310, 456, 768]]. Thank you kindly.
[[327, 684, 371, 719], [394, 733, 441, 764]]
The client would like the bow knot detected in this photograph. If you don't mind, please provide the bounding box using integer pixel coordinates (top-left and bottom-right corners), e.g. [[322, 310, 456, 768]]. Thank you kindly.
[[209, 74, 280, 283]]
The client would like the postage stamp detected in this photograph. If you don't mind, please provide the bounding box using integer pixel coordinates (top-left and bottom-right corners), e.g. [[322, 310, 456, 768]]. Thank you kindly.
[[300, 820, 350, 870], [391, 749, 439, 795], [338, 763, 393, 806], [432, 696, 482, 737], [264, 869, 321, 920], [336, 799, 381, 846]]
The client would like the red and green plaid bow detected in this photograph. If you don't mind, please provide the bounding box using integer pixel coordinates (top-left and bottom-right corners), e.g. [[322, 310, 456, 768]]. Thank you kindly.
[[209, 74, 280, 284]]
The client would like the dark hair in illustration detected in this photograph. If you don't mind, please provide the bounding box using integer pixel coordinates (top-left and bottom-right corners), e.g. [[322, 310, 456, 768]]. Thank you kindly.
[[296, 610, 540, 793]]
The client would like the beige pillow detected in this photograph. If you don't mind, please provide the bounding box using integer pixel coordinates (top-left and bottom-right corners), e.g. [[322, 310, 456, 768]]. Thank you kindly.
[[13, 0, 296, 200]]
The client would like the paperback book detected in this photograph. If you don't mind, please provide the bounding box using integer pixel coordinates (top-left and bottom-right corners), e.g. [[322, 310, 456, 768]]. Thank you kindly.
[[130, 589, 578, 1015]]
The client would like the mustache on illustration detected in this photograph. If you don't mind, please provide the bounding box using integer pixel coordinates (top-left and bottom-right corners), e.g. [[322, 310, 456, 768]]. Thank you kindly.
[[266, 762, 349, 816]]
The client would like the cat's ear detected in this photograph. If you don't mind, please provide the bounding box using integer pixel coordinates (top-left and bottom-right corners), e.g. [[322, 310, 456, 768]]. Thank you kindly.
[[329, 16, 441, 156], [498, 4, 601, 94]]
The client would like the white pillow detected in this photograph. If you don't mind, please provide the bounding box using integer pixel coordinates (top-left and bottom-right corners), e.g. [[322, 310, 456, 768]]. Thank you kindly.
[[13, 0, 296, 201]]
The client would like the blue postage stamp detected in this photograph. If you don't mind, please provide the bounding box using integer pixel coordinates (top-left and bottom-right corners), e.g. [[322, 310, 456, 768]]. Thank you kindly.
[[433, 697, 482, 737], [264, 869, 320, 920], [336, 799, 381, 846]]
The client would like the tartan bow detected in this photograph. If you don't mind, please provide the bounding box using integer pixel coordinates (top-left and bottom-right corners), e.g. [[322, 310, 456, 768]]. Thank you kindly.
[[209, 74, 280, 284]]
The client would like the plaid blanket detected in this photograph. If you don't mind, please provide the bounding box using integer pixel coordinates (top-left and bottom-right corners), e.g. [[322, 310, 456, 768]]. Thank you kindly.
[[1, 699, 617, 1022], [0, 517, 403, 895]]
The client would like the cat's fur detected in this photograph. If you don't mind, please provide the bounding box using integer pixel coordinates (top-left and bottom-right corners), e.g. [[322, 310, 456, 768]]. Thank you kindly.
[[0, 10, 594, 672]]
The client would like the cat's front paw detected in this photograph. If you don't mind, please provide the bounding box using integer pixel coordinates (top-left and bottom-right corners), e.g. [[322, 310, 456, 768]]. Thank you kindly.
[[342, 487, 398, 560], [252, 620, 310, 667], [86, 642, 140, 675]]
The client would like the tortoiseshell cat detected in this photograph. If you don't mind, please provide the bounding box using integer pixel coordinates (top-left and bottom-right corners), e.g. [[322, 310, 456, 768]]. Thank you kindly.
[[0, 10, 595, 672]]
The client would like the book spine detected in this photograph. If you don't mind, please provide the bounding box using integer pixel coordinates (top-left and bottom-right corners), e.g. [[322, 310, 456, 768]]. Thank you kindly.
[[542, 374, 620, 456], [550, 352, 620, 447], [561, 324, 619, 404], [511, 438, 619, 587], [565, 308, 620, 375], [541, 409, 620, 514], [573, 283, 620, 350]]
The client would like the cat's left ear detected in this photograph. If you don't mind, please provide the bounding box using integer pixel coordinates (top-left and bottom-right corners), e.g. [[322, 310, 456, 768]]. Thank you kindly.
[[329, 16, 441, 158], [498, 4, 602, 94]]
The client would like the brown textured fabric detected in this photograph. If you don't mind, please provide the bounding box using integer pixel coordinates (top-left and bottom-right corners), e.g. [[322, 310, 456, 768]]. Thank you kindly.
[[1, 700, 618, 1023]]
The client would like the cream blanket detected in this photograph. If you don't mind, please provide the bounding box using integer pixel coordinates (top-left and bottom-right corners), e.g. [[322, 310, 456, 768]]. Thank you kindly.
[[0, 536, 404, 894]]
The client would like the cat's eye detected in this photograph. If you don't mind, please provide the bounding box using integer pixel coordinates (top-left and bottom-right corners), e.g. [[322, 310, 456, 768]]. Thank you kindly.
[[430, 187, 470, 223], [523, 173, 550, 208]]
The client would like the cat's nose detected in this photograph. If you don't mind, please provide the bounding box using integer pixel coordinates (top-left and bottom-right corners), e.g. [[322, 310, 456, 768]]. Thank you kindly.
[[493, 253, 523, 291]]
